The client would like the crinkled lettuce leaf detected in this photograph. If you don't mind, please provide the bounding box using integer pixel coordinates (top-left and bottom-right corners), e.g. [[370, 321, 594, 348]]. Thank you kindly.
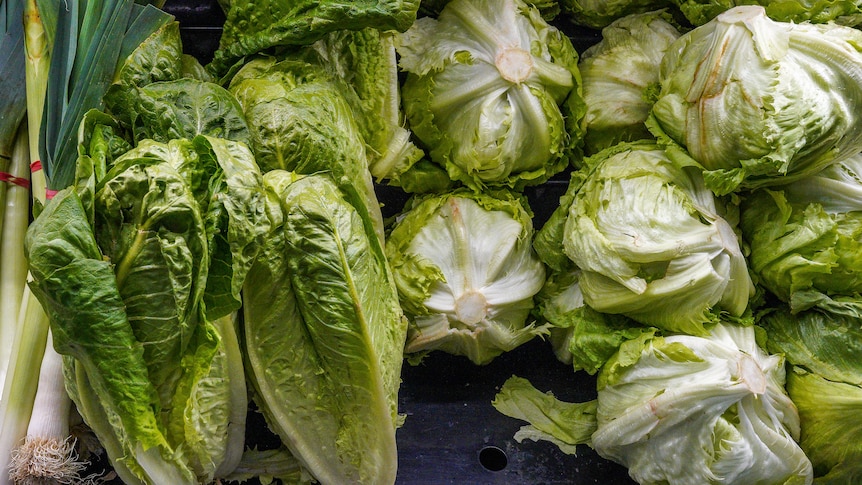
[[210, 0, 420, 75], [228, 55, 386, 241], [740, 155, 862, 315], [760, 307, 862, 482]]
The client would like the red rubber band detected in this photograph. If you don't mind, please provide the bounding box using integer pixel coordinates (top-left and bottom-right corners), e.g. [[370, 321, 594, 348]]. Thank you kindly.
[[0, 172, 30, 189], [30, 160, 42, 172], [45, 189, 58, 200]]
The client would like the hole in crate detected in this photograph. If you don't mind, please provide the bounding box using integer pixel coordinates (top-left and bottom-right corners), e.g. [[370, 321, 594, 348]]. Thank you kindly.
[[478, 445, 508, 471]]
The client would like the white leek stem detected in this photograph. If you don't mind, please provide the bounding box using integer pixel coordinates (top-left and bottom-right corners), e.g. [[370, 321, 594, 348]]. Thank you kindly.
[[9, 332, 86, 485], [0, 286, 49, 485]]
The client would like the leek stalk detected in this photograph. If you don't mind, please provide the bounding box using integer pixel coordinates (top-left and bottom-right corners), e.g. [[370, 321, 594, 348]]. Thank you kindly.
[[0, 0, 28, 394]]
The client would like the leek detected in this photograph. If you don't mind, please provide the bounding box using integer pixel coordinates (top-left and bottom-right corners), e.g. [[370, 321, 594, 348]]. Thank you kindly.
[[24, 0, 50, 209], [8, 333, 86, 484], [0, 0, 27, 392], [0, 123, 40, 485]]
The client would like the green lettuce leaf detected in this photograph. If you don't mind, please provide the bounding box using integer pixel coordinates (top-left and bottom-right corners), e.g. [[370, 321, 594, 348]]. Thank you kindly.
[[210, 0, 420, 75], [492, 376, 597, 454]]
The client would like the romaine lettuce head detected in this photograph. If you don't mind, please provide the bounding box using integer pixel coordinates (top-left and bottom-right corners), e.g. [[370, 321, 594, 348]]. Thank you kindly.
[[648, 6, 862, 195], [397, 0, 585, 191], [122, 79, 252, 147], [385, 188, 548, 365], [560, 141, 753, 334], [26, 139, 251, 484], [310, 28, 425, 184], [739, 154, 862, 315], [759, 307, 862, 482], [242, 171, 407, 485], [579, 10, 681, 155], [594, 323, 813, 485], [228, 54, 386, 242], [104, 19, 184, 127]]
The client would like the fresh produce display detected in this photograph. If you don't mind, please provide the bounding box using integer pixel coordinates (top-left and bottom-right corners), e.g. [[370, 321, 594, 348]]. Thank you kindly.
[[1, 0, 861, 484]]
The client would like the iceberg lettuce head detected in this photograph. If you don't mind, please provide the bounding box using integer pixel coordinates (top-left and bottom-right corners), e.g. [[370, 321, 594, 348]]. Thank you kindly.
[[396, 0, 585, 190], [554, 141, 753, 334], [385, 188, 548, 364], [594, 323, 813, 485], [648, 6, 862, 195]]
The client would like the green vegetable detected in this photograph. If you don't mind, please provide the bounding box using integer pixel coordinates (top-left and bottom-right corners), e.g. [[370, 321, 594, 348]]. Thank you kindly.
[[492, 325, 811, 485], [228, 53, 386, 242], [540, 141, 752, 334], [38, 0, 175, 191], [210, 0, 420, 76], [535, 268, 658, 374], [310, 28, 425, 184], [648, 5, 862, 195], [243, 171, 407, 485], [760, 307, 862, 482], [0, 0, 28, 384], [558, 0, 672, 28], [25, 136, 258, 484], [397, 0, 585, 190], [592, 323, 812, 485], [579, 10, 680, 155], [673, 0, 862, 27], [385, 188, 548, 365], [492, 375, 597, 454], [740, 153, 862, 315]]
